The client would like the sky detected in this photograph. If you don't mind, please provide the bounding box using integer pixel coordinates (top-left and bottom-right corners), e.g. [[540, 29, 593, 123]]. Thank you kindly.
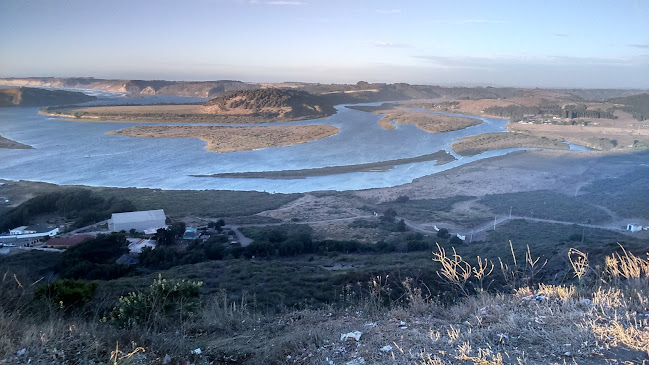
[[1, 0, 648, 88]]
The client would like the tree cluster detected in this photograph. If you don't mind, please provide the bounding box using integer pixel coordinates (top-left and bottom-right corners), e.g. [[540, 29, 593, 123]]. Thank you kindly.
[[58, 233, 130, 280], [0, 189, 135, 232]]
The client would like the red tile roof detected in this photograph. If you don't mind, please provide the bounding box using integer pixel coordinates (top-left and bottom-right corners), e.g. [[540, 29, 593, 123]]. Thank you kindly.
[[47, 235, 93, 247]]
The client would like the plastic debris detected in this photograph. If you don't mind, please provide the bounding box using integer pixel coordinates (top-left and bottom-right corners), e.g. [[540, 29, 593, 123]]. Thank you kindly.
[[163, 354, 172, 364], [380, 345, 393, 353], [16, 349, 26, 356], [191, 348, 202, 355], [340, 331, 363, 342], [363, 322, 377, 327], [346, 357, 366, 365]]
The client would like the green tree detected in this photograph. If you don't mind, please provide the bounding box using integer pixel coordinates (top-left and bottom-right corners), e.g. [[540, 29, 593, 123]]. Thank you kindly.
[[396, 219, 407, 232], [437, 228, 450, 239]]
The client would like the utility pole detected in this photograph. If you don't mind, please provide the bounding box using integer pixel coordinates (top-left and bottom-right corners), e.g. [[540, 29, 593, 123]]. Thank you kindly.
[[509, 206, 512, 218], [470, 230, 473, 243], [494, 216, 497, 230]]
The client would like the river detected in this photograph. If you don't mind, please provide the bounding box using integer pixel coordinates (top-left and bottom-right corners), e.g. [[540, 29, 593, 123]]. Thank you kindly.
[[0, 92, 560, 193]]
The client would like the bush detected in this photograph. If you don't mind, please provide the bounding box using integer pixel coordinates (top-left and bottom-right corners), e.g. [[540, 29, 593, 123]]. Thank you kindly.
[[111, 275, 202, 329], [35, 279, 97, 313], [449, 236, 464, 245], [437, 228, 450, 239]]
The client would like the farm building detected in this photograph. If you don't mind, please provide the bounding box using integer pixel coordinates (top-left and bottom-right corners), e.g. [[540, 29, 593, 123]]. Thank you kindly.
[[183, 227, 200, 240], [7, 224, 59, 237], [108, 209, 167, 233]]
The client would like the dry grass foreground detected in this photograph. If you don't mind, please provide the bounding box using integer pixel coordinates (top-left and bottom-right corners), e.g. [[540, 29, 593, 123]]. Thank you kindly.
[[452, 132, 569, 156], [0, 135, 32, 149], [107, 125, 340, 153], [378, 109, 482, 133], [2, 245, 648, 364]]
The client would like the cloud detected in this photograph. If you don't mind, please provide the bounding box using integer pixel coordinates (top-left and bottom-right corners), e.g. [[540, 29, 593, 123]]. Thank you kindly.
[[414, 55, 493, 69], [372, 41, 410, 48], [628, 44, 649, 49], [554, 33, 569, 37], [376, 9, 400, 14], [266, 1, 305, 5], [414, 54, 649, 70]]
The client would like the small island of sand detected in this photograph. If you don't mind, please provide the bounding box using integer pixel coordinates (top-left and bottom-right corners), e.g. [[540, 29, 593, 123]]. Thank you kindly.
[[107, 125, 340, 153], [451, 132, 569, 156], [347, 104, 482, 133]]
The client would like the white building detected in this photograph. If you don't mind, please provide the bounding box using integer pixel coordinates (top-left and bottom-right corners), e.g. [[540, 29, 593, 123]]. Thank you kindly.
[[108, 209, 167, 233], [627, 224, 643, 232], [10, 226, 29, 235]]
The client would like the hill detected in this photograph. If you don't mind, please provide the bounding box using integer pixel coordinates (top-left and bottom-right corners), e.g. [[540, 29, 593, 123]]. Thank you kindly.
[[0, 77, 259, 98], [203, 88, 337, 119], [0, 87, 96, 107], [608, 93, 649, 121]]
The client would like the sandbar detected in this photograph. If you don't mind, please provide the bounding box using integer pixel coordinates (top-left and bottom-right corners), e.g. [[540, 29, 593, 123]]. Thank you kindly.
[[347, 105, 482, 133], [451, 132, 569, 156], [0, 135, 32, 149], [192, 150, 455, 179], [107, 125, 339, 153]]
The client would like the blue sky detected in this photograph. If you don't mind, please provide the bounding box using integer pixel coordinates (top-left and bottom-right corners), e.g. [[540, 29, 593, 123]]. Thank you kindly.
[[1, 0, 648, 88]]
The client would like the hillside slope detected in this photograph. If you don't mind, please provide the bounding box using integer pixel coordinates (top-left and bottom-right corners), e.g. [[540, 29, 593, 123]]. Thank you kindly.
[[0, 87, 96, 107], [202, 88, 337, 119]]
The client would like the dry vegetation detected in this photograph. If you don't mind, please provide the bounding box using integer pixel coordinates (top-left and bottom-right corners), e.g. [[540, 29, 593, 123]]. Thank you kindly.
[[451, 132, 569, 156], [377, 109, 482, 133], [107, 125, 339, 153], [2, 244, 648, 364]]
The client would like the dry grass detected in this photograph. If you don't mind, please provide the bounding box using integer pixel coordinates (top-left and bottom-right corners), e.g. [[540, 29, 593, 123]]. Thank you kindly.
[[2, 244, 649, 364], [107, 125, 339, 153], [377, 109, 482, 133], [451, 132, 569, 156]]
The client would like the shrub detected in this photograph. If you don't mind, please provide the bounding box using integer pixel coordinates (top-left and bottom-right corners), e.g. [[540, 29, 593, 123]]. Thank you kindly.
[[35, 279, 97, 313], [436, 228, 450, 238], [111, 275, 202, 330]]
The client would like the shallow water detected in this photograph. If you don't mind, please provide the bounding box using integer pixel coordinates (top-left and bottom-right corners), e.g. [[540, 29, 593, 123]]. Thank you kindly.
[[0, 94, 576, 193]]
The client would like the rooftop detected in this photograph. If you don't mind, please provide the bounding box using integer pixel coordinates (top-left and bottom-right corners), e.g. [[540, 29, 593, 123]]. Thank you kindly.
[[110, 209, 166, 224], [47, 234, 93, 247]]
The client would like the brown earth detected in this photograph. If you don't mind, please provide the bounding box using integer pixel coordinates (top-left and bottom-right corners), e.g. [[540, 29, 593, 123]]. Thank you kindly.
[[107, 125, 339, 153], [376, 109, 482, 133], [451, 132, 569, 156]]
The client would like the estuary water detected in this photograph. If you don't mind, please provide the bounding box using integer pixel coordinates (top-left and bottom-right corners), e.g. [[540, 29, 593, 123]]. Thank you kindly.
[[0, 93, 532, 193]]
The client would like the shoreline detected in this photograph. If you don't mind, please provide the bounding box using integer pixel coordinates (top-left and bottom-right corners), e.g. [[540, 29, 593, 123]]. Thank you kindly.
[[192, 150, 456, 179]]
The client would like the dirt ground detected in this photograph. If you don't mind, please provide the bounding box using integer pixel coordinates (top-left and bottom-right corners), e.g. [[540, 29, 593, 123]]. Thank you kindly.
[[256, 148, 649, 240]]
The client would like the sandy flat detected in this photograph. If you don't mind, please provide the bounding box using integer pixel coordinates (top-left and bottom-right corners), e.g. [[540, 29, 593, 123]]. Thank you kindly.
[[376, 109, 482, 133], [107, 125, 339, 153], [451, 132, 569, 156], [193, 150, 455, 179]]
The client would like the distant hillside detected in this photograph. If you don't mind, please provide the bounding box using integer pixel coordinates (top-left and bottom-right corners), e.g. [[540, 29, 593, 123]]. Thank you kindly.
[[0, 87, 96, 107], [608, 93, 649, 121], [203, 88, 336, 119], [303, 81, 525, 105], [0, 77, 259, 98]]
